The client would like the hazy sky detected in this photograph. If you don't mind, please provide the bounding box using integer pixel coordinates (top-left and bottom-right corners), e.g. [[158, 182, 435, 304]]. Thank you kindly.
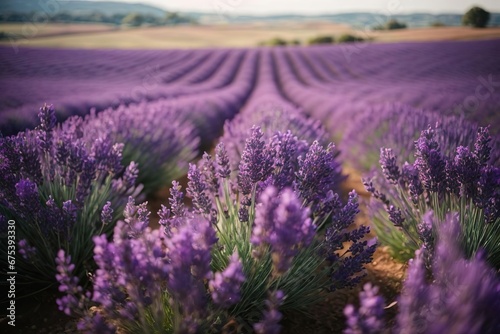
[[105, 0, 500, 15]]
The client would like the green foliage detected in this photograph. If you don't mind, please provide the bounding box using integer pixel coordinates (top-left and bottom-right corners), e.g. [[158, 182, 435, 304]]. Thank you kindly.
[[430, 21, 446, 27], [337, 34, 364, 43], [308, 35, 335, 45], [462, 6, 490, 28], [267, 37, 288, 46], [121, 13, 145, 27], [370, 186, 500, 267], [373, 19, 407, 30]]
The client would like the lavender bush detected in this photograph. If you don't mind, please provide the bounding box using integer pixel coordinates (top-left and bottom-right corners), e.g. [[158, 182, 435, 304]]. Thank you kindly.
[[365, 124, 500, 267], [57, 126, 376, 332], [344, 212, 500, 334], [220, 103, 329, 172], [0, 104, 140, 287], [82, 102, 199, 195], [341, 103, 499, 173]]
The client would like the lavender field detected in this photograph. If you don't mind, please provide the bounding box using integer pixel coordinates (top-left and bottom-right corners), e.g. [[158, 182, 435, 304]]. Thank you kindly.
[[1, 37, 500, 334]]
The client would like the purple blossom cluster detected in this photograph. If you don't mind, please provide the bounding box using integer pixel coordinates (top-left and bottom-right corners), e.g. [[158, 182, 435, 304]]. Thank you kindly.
[[82, 102, 199, 193], [229, 124, 344, 224], [56, 200, 248, 333], [221, 102, 328, 171], [209, 252, 246, 308], [341, 103, 499, 173], [253, 290, 285, 334], [170, 127, 372, 326], [251, 186, 316, 274], [345, 213, 500, 334], [0, 104, 139, 286], [366, 124, 500, 267]]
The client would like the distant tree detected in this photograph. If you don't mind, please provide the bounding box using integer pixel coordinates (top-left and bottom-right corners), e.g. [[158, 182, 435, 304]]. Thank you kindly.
[[308, 35, 334, 45], [430, 21, 446, 27], [121, 13, 144, 27], [386, 19, 407, 30], [373, 19, 407, 30], [462, 6, 490, 28], [268, 37, 288, 46], [338, 34, 364, 43]]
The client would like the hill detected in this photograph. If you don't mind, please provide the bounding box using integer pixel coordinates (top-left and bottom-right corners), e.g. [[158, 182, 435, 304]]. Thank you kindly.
[[191, 12, 500, 27], [0, 0, 166, 17]]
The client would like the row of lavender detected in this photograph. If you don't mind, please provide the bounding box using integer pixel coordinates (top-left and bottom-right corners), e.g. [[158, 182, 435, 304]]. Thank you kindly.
[[4, 98, 499, 333], [1, 39, 500, 136]]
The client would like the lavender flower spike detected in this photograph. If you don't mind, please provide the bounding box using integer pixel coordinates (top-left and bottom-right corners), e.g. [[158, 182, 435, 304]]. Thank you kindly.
[[209, 251, 246, 308], [379, 147, 400, 184], [254, 290, 285, 334], [166, 217, 217, 317], [251, 186, 315, 275], [215, 142, 231, 179], [100, 201, 113, 225], [344, 283, 385, 334]]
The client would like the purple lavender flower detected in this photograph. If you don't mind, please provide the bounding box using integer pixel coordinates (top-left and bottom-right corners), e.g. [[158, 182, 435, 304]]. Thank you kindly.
[[187, 163, 215, 222], [122, 197, 149, 238], [200, 152, 219, 194], [87, 219, 169, 332], [476, 165, 500, 223], [296, 141, 343, 214], [166, 216, 217, 317], [91, 138, 123, 175], [268, 131, 308, 192], [323, 191, 376, 290], [387, 205, 404, 227], [238, 126, 274, 196], [62, 200, 78, 223], [414, 127, 447, 192], [76, 157, 96, 205], [55, 250, 84, 316], [77, 314, 116, 334], [215, 142, 231, 179], [15, 179, 39, 209], [37, 104, 56, 152], [396, 213, 500, 334], [379, 148, 400, 184], [209, 252, 246, 308], [169, 180, 185, 218], [160, 181, 186, 237], [251, 186, 315, 274], [122, 161, 139, 189], [18, 239, 37, 260], [344, 283, 385, 334], [401, 162, 424, 204], [253, 290, 285, 334], [474, 126, 492, 166], [454, 146, 481, 197], [101, 201, 113, 225]]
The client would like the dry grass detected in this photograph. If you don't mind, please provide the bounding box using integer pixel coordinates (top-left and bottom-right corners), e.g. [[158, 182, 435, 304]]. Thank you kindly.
[[367, 25, 500, 42], [1, 22, 499, 49]]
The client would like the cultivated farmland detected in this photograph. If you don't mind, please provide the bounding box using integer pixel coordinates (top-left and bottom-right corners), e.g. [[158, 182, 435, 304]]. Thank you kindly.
[[1, 37, 499, 333]]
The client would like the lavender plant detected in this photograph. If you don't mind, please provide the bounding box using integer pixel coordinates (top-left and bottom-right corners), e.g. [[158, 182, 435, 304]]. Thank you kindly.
[[0, 104, 140, 288], [81, 102, 199, 195], [57, 126, 376, 333], [365, 124, 500, 267], [341, 103, 499, 173], [344, 212, 500, 334], [220, 105, 330, 172]]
